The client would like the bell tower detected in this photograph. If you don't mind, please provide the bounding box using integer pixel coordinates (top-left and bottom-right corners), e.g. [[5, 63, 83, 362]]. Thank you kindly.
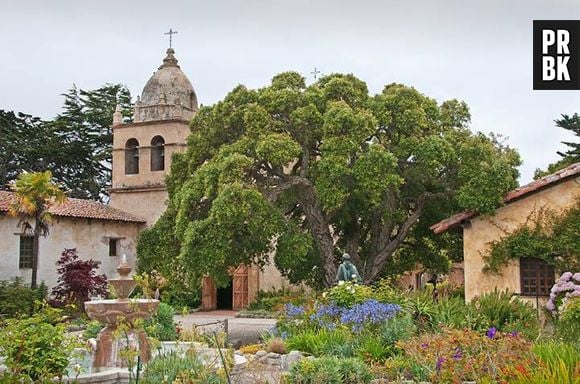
[[109, 48, 198, 225]]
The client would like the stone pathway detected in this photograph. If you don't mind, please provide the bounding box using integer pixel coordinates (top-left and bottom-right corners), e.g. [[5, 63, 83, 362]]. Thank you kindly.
[[174, 311, 277, 347]]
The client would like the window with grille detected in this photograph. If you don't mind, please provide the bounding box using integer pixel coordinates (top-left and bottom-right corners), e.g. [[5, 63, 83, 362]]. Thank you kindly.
[[520, 257, 555, 296], [19, 236, 33, 269]]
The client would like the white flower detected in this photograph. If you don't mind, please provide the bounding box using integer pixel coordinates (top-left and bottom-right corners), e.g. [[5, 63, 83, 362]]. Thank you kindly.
[[338, 280, 345, 285], [352, 274, 357, 279]]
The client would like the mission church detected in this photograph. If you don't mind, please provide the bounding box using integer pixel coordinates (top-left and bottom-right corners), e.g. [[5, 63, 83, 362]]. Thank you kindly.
[[0, 46, 294, 310]]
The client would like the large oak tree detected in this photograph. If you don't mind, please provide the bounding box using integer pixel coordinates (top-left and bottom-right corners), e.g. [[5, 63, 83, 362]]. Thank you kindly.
[[139, 72, 520, 287]]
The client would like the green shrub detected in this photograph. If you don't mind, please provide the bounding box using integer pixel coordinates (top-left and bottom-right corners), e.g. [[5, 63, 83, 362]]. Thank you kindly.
[[532, 341, 579, 380], [0, 304, 79, 381], [284, 356, 373, 384], [555, 297, 580, 347], [469, 288, 539, 338], [325, 281, 373, 308], [433, 296, 469, 328], [144, 302, 178, 341], [0, 278, 46, 318], [142, 350, 224, 384], [378, 313, 416, 350], [371, 279, 407, 306], [83, 320, 104, 341], [404, 290, 437, 331], [248, 288, 311, 312]]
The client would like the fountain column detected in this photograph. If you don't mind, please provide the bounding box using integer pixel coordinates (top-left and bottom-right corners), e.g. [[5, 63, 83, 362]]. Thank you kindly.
[[85, 255, 160, 370]]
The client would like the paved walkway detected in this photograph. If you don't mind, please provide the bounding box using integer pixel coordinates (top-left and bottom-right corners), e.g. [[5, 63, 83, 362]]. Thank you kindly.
[[174, 311, 277, 347]]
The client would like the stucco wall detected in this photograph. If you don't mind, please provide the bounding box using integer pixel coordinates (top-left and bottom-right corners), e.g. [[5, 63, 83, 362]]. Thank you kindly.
[[0, 215, 143, 291], [109, 189, 168, 227], [464, 176, 580, 302], [257, 253, 310, 294], [111, 120, 189, 189]]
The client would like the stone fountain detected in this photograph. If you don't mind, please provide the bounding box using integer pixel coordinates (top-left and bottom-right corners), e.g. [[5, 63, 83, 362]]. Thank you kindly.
[[85, 255, 159, 371]]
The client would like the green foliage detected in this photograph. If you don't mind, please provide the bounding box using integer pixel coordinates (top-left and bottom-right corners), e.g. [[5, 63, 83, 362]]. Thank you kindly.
[[0, 278, 46, 317], [469, 289, 539, 339], [286, 328, 352, 357], [555, 297, 580, 347], [83, 320, 104, 341], [325, 281, 373, 308], [284, 356, 373, 384], [532, 341, 580, 380], [0, 304, 79, 381], [144, 302, 178, 341], [142, 351, 224, 384], [0, 85, 132, 201], [534, 112, 580, 178], [247, 288, 311, 312], [136, 210, 201, 308], [145, 72, 520, 287], [485, 199, 580, 274]]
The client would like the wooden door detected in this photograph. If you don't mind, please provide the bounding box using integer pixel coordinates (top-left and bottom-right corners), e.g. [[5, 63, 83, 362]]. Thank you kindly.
[[201, 276, 217, 311], [232, 266, 249, 310]]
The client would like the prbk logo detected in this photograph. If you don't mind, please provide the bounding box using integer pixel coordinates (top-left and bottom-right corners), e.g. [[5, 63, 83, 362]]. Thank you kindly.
[[533, 20, 580, 90]]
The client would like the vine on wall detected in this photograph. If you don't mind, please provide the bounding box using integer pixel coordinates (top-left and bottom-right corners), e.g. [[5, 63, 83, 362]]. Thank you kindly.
[[483, 198, 580, 274]]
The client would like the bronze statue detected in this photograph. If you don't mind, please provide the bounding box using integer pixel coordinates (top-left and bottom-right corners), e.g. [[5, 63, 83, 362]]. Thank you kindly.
[[335, 253, 362, 283]]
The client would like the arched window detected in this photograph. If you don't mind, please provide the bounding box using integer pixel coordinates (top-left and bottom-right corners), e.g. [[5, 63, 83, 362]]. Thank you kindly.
[[150, 135, 165, 171], [125, 138, 139, 174]]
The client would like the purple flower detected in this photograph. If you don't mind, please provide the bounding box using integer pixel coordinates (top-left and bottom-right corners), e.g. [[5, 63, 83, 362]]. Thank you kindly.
[[420, 343, 429, 349], [486, 327, 497, 339], [436, 357, 446, 372], [452, 347, 463, 360], [509, 331, 519, 337]]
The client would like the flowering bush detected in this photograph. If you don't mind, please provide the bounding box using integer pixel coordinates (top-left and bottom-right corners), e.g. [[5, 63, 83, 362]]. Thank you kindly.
[[546, 271, 580, 315], [325, 281, 373, 308], [397, 327, 535, 383]]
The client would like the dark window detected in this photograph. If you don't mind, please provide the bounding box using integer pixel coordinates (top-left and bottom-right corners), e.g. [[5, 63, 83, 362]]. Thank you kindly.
[[520, 258, 555, 296], [125, 138, 139, 174], [109, 238, 118, 257], [19, 236, 33, 269], [150, 135, 165, 171]]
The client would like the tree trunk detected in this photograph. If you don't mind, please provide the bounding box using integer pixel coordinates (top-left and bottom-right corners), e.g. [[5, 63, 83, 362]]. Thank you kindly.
[[297, 181, 336, 287], [31, 233, 39, 289]]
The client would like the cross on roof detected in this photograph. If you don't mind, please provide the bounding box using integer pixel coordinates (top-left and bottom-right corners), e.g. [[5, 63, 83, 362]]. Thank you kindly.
[[164, 28, 178, 48], [311, 67, 321, 81]]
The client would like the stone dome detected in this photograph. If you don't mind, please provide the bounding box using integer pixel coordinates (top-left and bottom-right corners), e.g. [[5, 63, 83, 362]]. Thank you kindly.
[[134, 48, 198, 122]]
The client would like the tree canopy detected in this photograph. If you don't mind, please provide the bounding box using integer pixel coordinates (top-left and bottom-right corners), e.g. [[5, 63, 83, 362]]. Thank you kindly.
[[139, 72, 520, 288], [0, 84, 132, 201], [535, 113, 580, 178]]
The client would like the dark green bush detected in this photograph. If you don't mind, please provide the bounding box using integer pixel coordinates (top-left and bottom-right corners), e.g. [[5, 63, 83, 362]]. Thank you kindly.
[[144, 302, 178, 341], [0, 278, 46, 318], [284, 356, 373, 384]]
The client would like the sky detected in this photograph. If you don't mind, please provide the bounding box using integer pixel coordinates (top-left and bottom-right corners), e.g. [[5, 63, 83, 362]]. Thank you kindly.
[[1, 0, 579, 183]]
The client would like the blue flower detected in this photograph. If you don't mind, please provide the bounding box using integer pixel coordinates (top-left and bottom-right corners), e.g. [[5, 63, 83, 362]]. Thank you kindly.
[[486, 327, 497, 339], [284, 304, 305, 318]]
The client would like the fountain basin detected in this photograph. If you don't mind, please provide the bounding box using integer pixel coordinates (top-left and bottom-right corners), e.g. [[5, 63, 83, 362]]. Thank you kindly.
[[85, 299, 159, 325]]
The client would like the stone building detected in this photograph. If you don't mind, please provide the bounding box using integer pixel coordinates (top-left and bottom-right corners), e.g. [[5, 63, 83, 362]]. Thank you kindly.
[[109, 48, 299, 310], [109, 48, 198, 226], [0, 191, 144, 288], [431, 162, 580, 303]]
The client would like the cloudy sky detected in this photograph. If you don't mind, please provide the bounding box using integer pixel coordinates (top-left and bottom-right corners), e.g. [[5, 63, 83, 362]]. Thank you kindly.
[[1, 0, 579, 182]]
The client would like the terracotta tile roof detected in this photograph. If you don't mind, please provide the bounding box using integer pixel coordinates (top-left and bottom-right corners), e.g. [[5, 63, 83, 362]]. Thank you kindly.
[[430, 162, 580, 234], [0, 191, 146, 223]]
